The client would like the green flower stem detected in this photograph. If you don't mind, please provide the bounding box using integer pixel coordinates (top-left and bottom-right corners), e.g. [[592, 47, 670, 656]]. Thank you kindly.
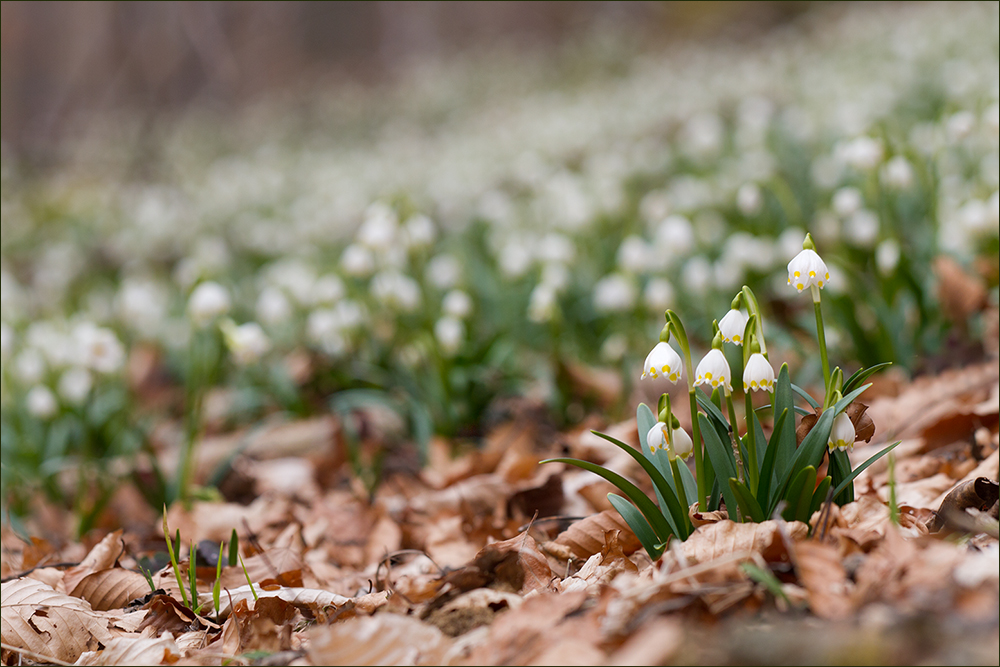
[[743, 392, 759, 494], [810, 285, 831, 392], [668, 310, 707, 508], [724, 390, 745, 485]]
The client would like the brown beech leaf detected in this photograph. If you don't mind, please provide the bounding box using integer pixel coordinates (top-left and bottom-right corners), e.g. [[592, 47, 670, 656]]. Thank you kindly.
[[423, 588, 523, 637], [796, 411, 819, 446], [74, 635, 182, 666], [690, 503, 729, 527], [467, 531, 553, 595], [846, 401, 875, 443], [219, 596, 297, 655], [543, 509, 641, 561], [928, 477, 1000, 533], [0, 577, 113, 663], [62, 529, 126, 594], [681, 520, 808, 565], [137, 594, 220, 636], [308, 613, 453, 666], [217, 547, 306, 590], [794, 541, 854, 620], [934, 254, 987, 322], [200, 584, 350, 619], [70, 568, 152, 611]]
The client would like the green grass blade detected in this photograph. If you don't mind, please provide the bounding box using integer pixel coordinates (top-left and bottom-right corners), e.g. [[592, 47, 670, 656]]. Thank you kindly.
[[843, 362, 892, 393], [741, 562, 791, 605], [829, 441, 901, 501], [729, 478, 765, 523], [228, 529, 239, 568], [541, 457, 676, 542], [608, 493, 665, 560], [188, 541, 198, 610]]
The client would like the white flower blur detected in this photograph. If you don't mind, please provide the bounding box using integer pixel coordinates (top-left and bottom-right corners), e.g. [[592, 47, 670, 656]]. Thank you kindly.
[[74, 323, 126, 374], [256, 287, 293, 325], [403, 214, 436, 248], [643, 278, 675, 312], [188, 281, 231, 327], [371, 271, 421, 312], [742, 353, 774, 392], [875, 239, 901, 275], [736, 183, 763, 216], [695, 348, 731, 393], [426, 254, 462, 289], [528, 283, 558, 323], [718, 308, 749, 345], [829, 412, 856, 452], [593, 274, 637, 314], [881, 155, 914, 189], [641, 342, 683, 383], [787, 248, 830, 292], [434, 316, 464, 356], [340, 244, 376, 277], [0, 322, 12, 361], [26, 385, 58, 419], [222, 321, 272, 365], [58, 367, 93, 405], [442, 289, 473, 319]]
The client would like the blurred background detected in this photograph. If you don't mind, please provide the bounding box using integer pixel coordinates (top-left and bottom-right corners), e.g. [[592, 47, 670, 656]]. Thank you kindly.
[[2, 1, 813, 158]]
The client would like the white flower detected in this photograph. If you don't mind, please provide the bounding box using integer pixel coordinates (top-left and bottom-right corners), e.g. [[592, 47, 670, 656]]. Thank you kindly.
[[616, 236, 652, 273], [593, 274, 637, 314], [718, 309, 749, 345], [646, 421, 693, 460], [307, 309, 348, 357], [695, 348, 732, 393], [641, 342, 683, 383], [14, 348, 46, 384], [0, 322, 12, 361], [828, 412, 856, 451], [881, 156, 913, 189], [442, 290, 473, 319], [403, 214, 436, 248], [736, 183, 763, 216], [743, 353, 774, 392], [309, 275, 346, 305], [58, 367, 93, 405], [600, 333, 628, 362], [116, 278, 168, 338], [357, 202, 399, 249], [221, 321, 271, 365], [875, 239, 900, 275], [832, 187, 863, 218], [844, 209, 879, 247], [341, 244, 376, 277], [838, 136, 883, 170], [371, 271, 421, 312], [26, 385, 58, 419], [256, 287, 293, 325], [188, 281, 231, 327], [787, 248, 830, 292], [528, 284, 558, 323], [434, 317, 464, 356], [74, 323, 125, 374], [643, 278, 675, 312], [654, 215, 695, 259], [426, 254, 462, 289]]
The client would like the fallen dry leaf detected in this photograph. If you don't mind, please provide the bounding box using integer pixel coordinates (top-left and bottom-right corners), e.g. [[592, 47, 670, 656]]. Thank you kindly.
[[0, 577, 114, 663], [795, 541, 854, 620], [74, 634, 182, 666], [200, 584, 351, 619], [307, 612, 453, 666], [62, 530, 126, 594], [681, 520, 808, 566], [69, 568, 152, 611], [542, 509, 641, 562]]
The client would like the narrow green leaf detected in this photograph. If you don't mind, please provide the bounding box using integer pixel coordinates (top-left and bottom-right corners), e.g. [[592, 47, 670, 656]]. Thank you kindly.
[[677, 458, 698, 508], [741, 562, 790, 605], [697, 391, 729, 431], [729, 479, 765, 523], [758, 408, 789, 508], [637, 404, 683, 507], [843, 362, 892, 393], [790, 383, 821, 409], [698, 414, 740, 521], [608, 493, 664, 560], [541, 457, 676, 542], [808, 476, 832, 523], [213, 540, 224, 617], [780, 465, 814, 521], [239, 553, 257, 601], [592, 431, 691, 538], [829, 441, 901, 501], [789, 467, 815, 522], [773, 366, 797, 483], [189, 541, 198, 609], [828, 448, 855, 505], [228, 529, 239, 568]]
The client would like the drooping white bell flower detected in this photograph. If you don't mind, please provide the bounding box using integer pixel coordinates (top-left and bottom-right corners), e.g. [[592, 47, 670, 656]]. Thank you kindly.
[[743, 353, 775, 393], [646, 421, 693, 460], [694, 348, 732, 393], [718, 309, 749, 345], [641, 342, 683, 383], [26, 385, 58, 419], [828, 412, 856, 452], [787, 248, 830, 292], [188, 281, 231, 327], [221, 320, 271, 365]]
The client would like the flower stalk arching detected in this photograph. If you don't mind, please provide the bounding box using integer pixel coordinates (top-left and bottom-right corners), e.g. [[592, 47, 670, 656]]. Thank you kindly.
[[657, 394, 689, 509], [665, 310, 707, 507]]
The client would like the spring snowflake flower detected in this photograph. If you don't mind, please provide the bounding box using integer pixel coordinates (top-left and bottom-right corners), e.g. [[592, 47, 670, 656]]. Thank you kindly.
[[829, 412, 856, 452], [221, 320, 272, 365], [695, 348, 731, 393], [641, 342, 683, 382], [593, 274, 637, 314], [58, 367, 93, 405], [646, 422, 694, 460], [341, 244, 376, 277], [718, 309, 749, 345], [743, 353, 775, 392], [434, 316, 464, 356], [26, 385, 58, 419], [188, 281, 231, 327], [74, 323, 126, 374], [442, 290, 473, 319], [787, 248, 830, 292]]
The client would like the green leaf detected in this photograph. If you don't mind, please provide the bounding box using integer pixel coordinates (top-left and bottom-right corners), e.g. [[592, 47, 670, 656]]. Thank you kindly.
[[698, 414, 740, 522], [608, 493, 665, 560], [828, 448, 855, 505], [790, 383, 821, 409], [757, 408, 788, 508], [808, 476, 833, 523], [676, 458, 698, 508], [697, 390, 729, 430], [228, 529, 239, 568], [781, 466, 815, 521], [637, 404, 683, 506], [741, 562, 791, 605], [592, 431, 691, 539], [772, 366, 798, 483], [843, 362, 892, 393], [729, 478, 765, 523], [829, 441, 901, 501], [541, 457, 676, 542]]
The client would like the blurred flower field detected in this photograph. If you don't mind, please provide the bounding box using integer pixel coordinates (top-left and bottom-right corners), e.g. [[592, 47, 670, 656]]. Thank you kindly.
[[1, 2, 998, 532]]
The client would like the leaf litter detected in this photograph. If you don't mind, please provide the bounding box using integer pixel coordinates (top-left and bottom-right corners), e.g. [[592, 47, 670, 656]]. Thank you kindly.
[[1, 362, 998, 665]]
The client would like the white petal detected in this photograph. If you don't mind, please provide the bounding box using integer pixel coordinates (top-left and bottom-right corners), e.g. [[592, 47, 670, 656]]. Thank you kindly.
[[695, 349, 731, 392], [718, 309, 749, 345], [743, 353, 775, 392]]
